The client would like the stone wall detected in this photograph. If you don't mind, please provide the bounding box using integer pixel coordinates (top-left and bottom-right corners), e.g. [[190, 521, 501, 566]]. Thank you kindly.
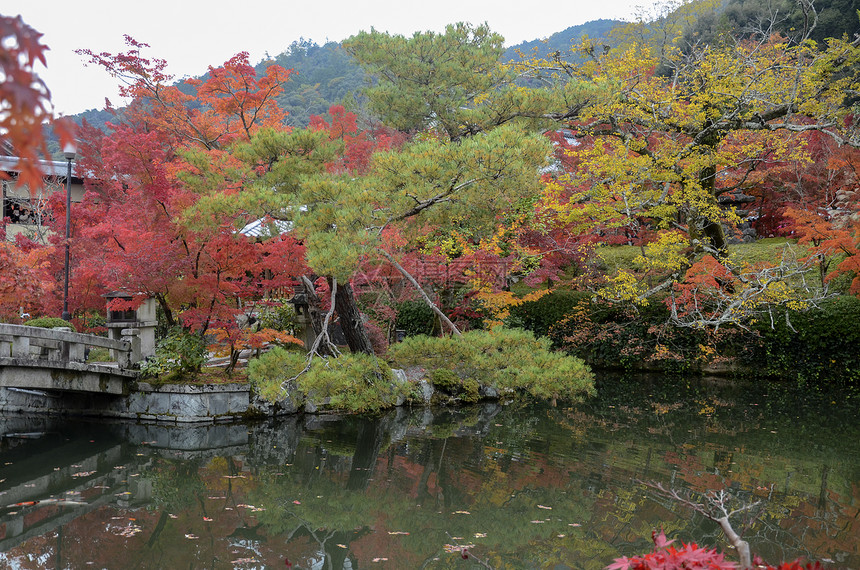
[[0, 383, 257, 423]]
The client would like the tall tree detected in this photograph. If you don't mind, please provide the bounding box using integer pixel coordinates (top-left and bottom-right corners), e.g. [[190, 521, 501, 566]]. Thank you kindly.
[[66, 40, 307, 346], [514, 29, 860, 325]]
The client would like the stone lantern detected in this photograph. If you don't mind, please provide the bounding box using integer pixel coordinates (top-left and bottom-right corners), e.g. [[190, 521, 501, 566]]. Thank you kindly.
[[104, 291, 157, 360], [288, 291, 317, 349]]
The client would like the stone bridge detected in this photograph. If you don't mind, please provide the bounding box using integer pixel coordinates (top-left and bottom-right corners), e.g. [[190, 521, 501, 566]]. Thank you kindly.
[[0, 324, 140, 395]]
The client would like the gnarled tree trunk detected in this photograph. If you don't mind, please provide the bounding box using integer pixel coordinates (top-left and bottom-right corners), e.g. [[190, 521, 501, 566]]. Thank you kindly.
[[332, 278, 375, 355]]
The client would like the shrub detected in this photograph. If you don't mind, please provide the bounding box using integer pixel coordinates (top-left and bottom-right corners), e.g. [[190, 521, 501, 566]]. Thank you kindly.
[[23, 317, 76, 331], [742, 295, 860, 384], [389, 327, 594, 403], [430, 367, 480, 403], [86, 347, 113, 363], [505, 289, 590, 342], [395, 300, 438, 337], [248, 347, 306, 402], [249, 348, 406, 413], [257, 300, 298, 332], [139, 327, 206, 380]]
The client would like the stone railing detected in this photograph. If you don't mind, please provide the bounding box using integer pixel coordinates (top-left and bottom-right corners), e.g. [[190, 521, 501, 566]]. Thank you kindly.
[[0, 324, 139, 370]]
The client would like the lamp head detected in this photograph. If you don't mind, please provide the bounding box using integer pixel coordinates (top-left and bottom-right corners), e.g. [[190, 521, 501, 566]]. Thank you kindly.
[[63, 142, 77, 161]]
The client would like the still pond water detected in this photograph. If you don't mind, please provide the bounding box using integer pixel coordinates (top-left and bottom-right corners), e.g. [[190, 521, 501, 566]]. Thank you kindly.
[[0, 375, 858, 569]]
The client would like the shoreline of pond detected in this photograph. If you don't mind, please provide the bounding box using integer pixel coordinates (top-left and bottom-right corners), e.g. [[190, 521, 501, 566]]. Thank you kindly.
[[0, 357, 798, 424]]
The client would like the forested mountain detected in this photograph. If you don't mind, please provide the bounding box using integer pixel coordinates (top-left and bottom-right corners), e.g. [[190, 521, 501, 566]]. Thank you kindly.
[[68, 20, 624, 132], [257, 39, 366, 127], [66, 0, 860, 134], [685, 0, 860, 46], [501, 19, 621, 61]]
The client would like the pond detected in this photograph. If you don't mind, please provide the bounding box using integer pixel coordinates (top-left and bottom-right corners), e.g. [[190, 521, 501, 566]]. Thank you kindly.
[[0, 374, 858, 569]]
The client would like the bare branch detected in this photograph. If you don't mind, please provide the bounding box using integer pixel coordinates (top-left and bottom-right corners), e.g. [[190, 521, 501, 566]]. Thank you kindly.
[[639, 480, 758, 569], [378, 249, 462, 336]]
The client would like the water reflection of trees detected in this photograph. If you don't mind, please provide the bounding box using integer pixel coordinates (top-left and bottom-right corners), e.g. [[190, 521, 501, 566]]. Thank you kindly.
[[242, 379, 859, 568], [2, 379, 857, 568]]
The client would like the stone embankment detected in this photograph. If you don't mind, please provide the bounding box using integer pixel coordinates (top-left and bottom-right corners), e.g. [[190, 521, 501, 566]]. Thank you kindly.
[[0, 366, 479, 423]]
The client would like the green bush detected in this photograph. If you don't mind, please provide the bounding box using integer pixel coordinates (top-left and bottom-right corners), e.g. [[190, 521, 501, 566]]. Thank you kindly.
[[248, 347, 306, 402], [86, 347, 113, 363], [140, 327, 206, 379], [395, 300, 438, 337], [257, 300, 298, 332], [389, 327, 595, 403], [505, 289, 590, 342], [23, 317, 76, 331], [544, 295, 721, 372], [430, 367, 480, 403], [743, 295, 860, 384], [249, 348, 405, 413]]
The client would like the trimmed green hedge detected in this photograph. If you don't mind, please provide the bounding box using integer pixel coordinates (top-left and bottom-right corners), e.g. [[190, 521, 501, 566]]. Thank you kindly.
[[23, 317, 76, 331], [395, 300, 439, 338], [249, 349, 402, 413], [389, 327, 595, 403], [744, 295, 860, 384], [506, 287, 860, 384], [505, 290, 590, 343]]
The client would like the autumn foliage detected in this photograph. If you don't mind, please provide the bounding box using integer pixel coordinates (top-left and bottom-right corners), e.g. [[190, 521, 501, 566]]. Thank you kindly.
[[608, 530, 825, 570], [0, 14, 75, 188]]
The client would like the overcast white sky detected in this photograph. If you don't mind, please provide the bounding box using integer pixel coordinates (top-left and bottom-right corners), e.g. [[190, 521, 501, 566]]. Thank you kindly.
[[9, 0, 645, 116]]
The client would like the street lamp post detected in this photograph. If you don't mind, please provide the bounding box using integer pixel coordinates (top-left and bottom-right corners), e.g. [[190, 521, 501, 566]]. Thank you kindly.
[[62, 143, 76, 322]]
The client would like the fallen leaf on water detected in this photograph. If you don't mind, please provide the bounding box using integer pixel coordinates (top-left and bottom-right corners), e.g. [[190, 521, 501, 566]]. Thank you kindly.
[[443, 543, 475, 553]]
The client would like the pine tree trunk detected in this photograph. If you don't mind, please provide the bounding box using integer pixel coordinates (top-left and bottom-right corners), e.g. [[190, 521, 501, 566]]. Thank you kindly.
[[300, 276, 333, 356], [333, 279, 375, 355]]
